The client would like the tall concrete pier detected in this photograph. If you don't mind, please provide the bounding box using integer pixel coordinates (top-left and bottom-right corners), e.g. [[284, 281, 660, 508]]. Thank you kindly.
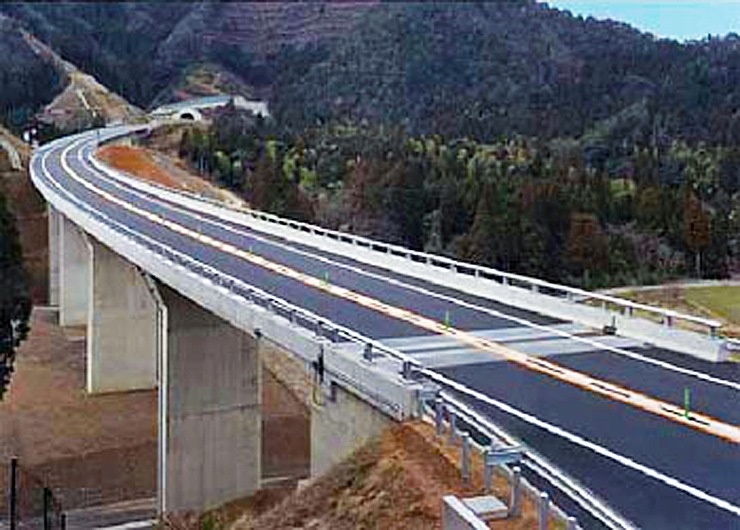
[[48, 205, 60, 306], [157, 285, 262, 513], [58, 214, 89, 326], [87, 238, 157, 393]]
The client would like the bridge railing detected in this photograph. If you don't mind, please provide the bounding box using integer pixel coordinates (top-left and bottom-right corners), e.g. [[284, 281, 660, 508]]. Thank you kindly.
[[238, 209, 722, 336]]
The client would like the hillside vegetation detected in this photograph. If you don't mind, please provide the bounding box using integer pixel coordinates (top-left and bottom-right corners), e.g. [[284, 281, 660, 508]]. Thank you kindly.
[[0, 1, 739, 291]]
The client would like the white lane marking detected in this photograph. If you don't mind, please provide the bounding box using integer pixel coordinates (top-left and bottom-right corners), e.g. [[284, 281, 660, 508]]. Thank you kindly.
[[36, 133, 740, 517], [59, 135, 740, 443], [79, 142, 740, 394], [93, 520, 155, 530], [424, 369, 740, 518]]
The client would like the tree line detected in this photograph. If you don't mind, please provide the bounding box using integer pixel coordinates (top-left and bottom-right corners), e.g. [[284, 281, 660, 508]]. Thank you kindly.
[[174, 105, 738, 290]]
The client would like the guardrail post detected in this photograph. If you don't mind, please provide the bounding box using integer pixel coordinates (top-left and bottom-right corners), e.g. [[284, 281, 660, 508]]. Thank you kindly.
[[435, 399, 444, 436], [665, 315, 674, 327], [510, 466, 522, 517], [401, 360, 413, 380], [566, 515, 579, 530], [625, 306, 634, 317], [9, 456, 17, 530], [448, 410, 458, 445], [461, 433, 471, 483], [484, 446, 493, 491], [290, 309, 297, 325], [363, 343, 373, 362], [538, 492, 550, 530], [531, 284, 539, 293]]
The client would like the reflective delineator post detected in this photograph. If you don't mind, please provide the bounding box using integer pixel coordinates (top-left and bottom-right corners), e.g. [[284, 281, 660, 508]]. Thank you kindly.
[[684, 387, 691, 418]]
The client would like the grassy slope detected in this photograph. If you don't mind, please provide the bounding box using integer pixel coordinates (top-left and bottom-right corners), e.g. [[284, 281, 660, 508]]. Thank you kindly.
[[685, 286, 740, 324]]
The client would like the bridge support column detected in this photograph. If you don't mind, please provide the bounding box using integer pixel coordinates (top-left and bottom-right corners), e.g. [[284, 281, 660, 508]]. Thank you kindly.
[[59, 214, 89, 326], [157, 285, 261, 514], [86, 239, 157, 393], [310, 383, 393, 477], [48, 205, 60, 306]]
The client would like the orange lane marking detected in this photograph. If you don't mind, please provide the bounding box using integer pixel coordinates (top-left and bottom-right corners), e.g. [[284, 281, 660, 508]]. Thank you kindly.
[[62, 142, 740, 443]]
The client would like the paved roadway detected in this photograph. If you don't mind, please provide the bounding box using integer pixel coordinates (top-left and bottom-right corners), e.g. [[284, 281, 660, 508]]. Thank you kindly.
[[33, 128, 740, 529]]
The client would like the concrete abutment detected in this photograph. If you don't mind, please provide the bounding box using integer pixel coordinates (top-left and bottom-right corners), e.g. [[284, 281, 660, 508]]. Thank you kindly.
[[310, 382, 394, 477]]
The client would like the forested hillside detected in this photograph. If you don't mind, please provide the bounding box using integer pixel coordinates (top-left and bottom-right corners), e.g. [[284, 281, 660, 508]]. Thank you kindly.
[[0, 15, 63, 131], [0, 186, 30, 399], [0, 1, 739, 290]]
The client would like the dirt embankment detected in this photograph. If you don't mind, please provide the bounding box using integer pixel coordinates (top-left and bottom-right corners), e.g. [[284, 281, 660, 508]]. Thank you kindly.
[[219, 421, 540, 530], [96, 140, 247, 207]]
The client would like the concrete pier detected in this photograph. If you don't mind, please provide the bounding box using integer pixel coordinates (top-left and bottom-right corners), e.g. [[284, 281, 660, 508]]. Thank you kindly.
[[157, 285, 261, 514], [311, 382, 392, 477], [48, 205, 60, 306], [59, 214, 89, 326], [87, 238, 157, 393]]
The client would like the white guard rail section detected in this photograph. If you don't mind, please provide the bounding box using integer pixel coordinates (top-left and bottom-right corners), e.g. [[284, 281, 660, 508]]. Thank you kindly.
[[32, 131, 424, 423], [89, 137, 726, 363]]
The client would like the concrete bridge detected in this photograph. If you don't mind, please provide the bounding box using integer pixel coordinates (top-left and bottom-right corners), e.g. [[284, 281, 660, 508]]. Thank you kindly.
[[31, 125, 740, 529]]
